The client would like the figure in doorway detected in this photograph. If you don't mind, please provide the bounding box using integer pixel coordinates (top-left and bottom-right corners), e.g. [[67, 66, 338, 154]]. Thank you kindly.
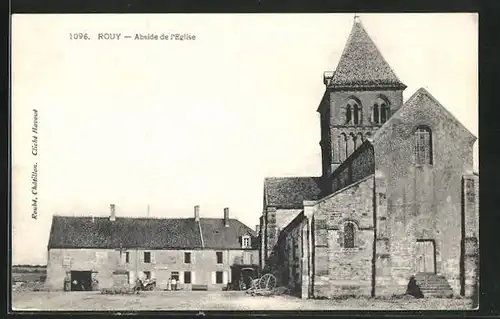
[[171, 277, 177, 291]]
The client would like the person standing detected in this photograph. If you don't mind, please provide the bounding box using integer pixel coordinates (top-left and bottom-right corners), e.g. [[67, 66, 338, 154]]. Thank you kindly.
[[171, 277, 177, 291], [167, 277, 172, 291]]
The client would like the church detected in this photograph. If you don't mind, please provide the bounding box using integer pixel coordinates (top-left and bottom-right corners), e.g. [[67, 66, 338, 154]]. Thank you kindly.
[[259, 18, 479, 299]]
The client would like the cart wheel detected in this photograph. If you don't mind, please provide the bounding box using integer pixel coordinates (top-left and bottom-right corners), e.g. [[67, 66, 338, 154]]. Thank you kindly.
[[258, 274, 277, 290]]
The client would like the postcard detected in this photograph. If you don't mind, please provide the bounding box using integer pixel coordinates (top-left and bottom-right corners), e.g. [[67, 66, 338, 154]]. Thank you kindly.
[[11, 13, 478, 311]]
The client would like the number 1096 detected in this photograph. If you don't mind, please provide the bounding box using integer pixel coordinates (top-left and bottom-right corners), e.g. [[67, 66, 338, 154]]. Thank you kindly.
[[70, 33, 90, 40]]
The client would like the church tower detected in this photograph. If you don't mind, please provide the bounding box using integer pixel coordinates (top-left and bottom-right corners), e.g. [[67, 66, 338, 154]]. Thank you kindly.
[[318, 17, 407, 181]]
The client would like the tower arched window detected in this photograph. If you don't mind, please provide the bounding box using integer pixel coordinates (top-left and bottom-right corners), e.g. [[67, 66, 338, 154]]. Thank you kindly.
[[373, 104, 380, 124], [346, 104, 352, 124], [344, 222, 355, 248], [345, 99, 362, 125], [353, 104, 360, 124], [414, 126, 433, 165], [380, 103, 388, 123], [373, 97, 390, 124]]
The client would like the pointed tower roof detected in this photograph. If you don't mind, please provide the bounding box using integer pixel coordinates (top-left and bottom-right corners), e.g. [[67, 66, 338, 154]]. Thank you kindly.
[[327, 17, 406, 90]]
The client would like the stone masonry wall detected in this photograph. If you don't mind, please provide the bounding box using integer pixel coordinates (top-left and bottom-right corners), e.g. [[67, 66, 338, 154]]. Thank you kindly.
[[46, 248, 258, 291], [462, 175, 479, 298], [264, 207, 302, 268], [327, 89, 404, 172], [312, 176, 375, 298], [372, 90, 476, 296]]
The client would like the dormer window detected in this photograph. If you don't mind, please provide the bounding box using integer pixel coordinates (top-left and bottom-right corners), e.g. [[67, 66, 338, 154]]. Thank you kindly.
[[242, 235, 251, 249]]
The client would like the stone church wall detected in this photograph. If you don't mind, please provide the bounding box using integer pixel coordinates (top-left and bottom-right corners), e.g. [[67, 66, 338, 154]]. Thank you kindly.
[[331, 143, 375, 193], [372, 90, 476, 296], [313, 176, 375, 298]]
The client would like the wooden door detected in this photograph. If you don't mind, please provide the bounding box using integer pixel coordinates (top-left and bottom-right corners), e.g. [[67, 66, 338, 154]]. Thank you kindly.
[[416, 240, 435, 273]]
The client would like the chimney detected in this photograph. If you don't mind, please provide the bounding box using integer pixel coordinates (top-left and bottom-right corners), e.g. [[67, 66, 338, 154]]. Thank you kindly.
[[255, 225, 260, 234], [110, 204, 116, 221], [323, 71, 334, 86], [194, 205, 200, 222], [224, 207, 229, 227]]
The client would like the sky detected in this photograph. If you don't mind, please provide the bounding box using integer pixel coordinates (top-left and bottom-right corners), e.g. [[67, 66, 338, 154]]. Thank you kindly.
[[11, 13, 478, 265]]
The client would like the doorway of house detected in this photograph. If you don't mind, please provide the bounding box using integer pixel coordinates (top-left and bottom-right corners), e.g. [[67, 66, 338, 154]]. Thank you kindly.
[[70, 271, 92, 291], [416, 239, 436, 273]]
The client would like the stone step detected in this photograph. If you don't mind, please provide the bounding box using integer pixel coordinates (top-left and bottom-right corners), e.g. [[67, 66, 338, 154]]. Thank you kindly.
[[420, 288, 453, 292], [413, 273, 454, 298], [422, 292, 454, 298], [419, 286, 453, 290]]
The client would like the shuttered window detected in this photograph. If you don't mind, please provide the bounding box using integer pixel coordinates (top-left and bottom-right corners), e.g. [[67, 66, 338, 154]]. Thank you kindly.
[[184, 271, 192, 284], [184, 252, 191, 264], [216, 271, 223, 284]]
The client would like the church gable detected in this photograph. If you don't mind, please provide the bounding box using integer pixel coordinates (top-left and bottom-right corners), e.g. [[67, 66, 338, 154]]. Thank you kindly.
[[372, 88, 476, 172]]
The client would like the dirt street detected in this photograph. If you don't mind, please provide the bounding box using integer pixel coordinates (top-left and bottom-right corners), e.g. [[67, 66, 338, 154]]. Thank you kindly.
[[12, 291, 474, 311]]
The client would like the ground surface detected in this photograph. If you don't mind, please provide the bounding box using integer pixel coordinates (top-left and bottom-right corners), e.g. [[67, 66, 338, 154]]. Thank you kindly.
[[12, 291, 474, 311]]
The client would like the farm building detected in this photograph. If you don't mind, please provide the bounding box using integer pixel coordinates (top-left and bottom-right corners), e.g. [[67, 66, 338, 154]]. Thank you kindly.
[[46, 205, 259, 291], [259, 18, 479, 299]]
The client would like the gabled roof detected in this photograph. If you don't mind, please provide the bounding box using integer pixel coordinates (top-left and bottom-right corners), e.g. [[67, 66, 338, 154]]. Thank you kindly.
[[372, 87, 477, 143], [48, 215, 256, 250], [264, 177, 324, 209], [327, 19, 406, 90]]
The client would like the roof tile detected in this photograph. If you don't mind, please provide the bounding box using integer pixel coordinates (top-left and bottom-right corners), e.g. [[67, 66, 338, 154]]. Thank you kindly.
[[328, 20, 406, 90], [264, 177, 324, 208]]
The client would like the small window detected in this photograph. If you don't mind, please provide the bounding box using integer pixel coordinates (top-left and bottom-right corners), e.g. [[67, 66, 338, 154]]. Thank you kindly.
[[242, 236, 251, 249], [216, 271, 223, 284], [184, 271, 192, 284], [344, 223, 355, 248], [414, 126, 433, 165], [216, 252, 223, 264], [144, 252, 151, 263], [125, 252, 130, 263], [184, 252, 191, 264]]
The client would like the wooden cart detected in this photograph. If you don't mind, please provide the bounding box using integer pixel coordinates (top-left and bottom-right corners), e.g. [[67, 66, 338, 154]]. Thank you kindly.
[[246, 273, 277, 296]]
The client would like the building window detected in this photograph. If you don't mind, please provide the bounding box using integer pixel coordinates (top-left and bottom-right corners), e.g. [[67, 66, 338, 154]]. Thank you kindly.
[[346, 104, 352, 124], [242, 236, 251, 249], [144, 252, 151, 263], [414, 126, 433, 165], [216, 271, 223, 284], [344, 223, 355, 248], [125, 252, 129, 263], [216, 252, 223, 264], [171, 271, 179, 281], [353, 104, 360, 124], [380, 103, 388, 123], [184, 271, 192, 284], [184, 252, 191, 264], [345, 100, 362, 125], [373, 97, 390, 124]]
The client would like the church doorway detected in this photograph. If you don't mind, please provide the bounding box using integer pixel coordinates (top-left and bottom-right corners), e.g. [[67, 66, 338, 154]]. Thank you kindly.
[[415, 239, 436, 273]]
